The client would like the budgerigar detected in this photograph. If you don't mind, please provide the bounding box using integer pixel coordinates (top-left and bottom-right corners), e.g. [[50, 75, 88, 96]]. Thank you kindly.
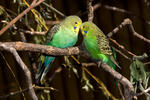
[[36, 16, 82, 84], [80, 22, 120, 69]]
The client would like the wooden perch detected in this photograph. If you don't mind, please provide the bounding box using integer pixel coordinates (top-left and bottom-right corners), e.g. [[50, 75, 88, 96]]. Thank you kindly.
[[0, 42, 81, 56], [0, 41, 135, 100]]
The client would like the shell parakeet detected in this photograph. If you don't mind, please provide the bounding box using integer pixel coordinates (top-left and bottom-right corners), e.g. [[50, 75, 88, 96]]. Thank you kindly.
[[36, 16, 82, 84], [80, 22, 120, 69]]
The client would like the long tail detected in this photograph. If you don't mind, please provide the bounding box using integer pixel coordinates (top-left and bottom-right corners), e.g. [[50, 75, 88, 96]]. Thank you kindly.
[[109, 47, 121, 69], [36, 55, 55, 85], [107, 47, 119, 88]]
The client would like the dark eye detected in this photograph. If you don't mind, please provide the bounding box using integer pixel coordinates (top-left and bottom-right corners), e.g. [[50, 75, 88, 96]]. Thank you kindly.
[[84, 31, 87, 34], [75, 22, 77, 24], [83, 26, 85, 28]]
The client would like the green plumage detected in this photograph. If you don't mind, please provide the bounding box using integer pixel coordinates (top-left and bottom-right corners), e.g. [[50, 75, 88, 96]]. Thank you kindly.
[[36, 16, 82, 84], [80, 22, 119, 69]]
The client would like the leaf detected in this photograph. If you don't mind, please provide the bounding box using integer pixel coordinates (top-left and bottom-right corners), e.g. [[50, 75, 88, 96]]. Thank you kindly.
[[81, 69, 93, 92], [0, 6, 4, 15], [130, 57, 150, 95], [64, 56, 79, 78], [130, 58, 146, 84]]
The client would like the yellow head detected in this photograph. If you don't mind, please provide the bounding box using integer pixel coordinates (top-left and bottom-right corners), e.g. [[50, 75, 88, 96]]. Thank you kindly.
[[64, 15, 82, 34], [80, 22, 100, 37]]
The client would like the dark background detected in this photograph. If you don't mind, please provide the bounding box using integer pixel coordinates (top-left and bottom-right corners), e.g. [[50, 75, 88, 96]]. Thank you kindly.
[[0, 0, 150, 100]]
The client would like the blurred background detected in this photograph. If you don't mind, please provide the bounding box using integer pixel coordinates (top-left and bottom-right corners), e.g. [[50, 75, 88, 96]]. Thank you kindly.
[[0, 0, 150, 100]]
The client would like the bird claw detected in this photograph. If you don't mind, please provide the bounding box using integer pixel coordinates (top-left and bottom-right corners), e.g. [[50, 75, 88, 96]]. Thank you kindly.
[[97, 61, 102, 68]]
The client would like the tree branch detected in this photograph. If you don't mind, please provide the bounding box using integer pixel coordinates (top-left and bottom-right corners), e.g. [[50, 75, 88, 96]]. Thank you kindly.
[[108, 18, 150, 44], [87, 0, 94, 21], [1, 44, 38, 100], [126, 18, 150, 44], [0, 85, 56, 99], [0, 0, 44, 36], [136, 87, 150, 96], [100, 63, 134, 100], [83, 62, 135, 100], [0, 42, 81, 56], [0, 85, 34, 99], [0, 41, 136, 99]]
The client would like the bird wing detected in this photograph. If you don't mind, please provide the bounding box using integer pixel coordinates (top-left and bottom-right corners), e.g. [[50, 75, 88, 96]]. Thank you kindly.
[[45, 23, 61, 44], [96, 31, 121, 68], [96, 30, 112, 55], [36, 24, 60, 84]]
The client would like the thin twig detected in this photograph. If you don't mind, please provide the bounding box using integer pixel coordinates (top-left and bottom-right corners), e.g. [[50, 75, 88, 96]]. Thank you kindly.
[[46, 20, 60, 25], [1, 44, 38, 100], [0, 85, 56, 99], [126, 18, 150, 44], [109, 38, 136, 57], [42, 2, 66, 17], [136, 87, 150, 96], [87, 0, 94, 21], [117, 82, 125, 100], [108, 18, 150, 44], [1, 20, 47, 35], [47, 67, 62, 82], [144, 62, 150, 65], [82, 66, 118, 100], [107, 18, 150, 57], [112, 47, 131, 61], [82, 62, 97, 67], [0, 0, 44, 36], [0, 52, 26, 100], [0, 85, 34, 99], [92, 3, 150, 25], [19, 29, 46, 35], [23, 0, 48, 31], [34, 86, 57, 91], [107, 18, 129, 38]]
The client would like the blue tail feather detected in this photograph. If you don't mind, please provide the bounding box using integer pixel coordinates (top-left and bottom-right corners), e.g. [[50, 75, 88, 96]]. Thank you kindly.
[[36, 56, 55, 85]]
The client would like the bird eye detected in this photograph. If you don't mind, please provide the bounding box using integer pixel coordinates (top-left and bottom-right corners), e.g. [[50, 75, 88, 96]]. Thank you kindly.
[[84, 31, 87, 34], [75, 22, 77, 24], [74, 27, 77, 29]]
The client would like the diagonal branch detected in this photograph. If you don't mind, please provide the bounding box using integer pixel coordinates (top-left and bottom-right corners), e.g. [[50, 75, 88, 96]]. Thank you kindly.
[[100, 63, 134, 100], [1, 44, 38, 100], [108, 18, 150, 44], [0, 85, 56, 99], [87, 0, 94, 21], [0, 41, 136, 99], [107, 18, 150, 59], [82, 62, 135, 100], [0, 0, 44, 36], [126, 19, 150, 44]]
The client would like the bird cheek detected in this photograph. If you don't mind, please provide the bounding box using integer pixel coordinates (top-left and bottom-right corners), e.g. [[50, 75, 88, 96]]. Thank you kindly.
[[81, 31, 85, 36], [76, 28, 80, 34]]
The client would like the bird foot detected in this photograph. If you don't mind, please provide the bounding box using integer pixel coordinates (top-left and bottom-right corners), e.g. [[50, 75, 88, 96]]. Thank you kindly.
[[97, 61, 102, 68]]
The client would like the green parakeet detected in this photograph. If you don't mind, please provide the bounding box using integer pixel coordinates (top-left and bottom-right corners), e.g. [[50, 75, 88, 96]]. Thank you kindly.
[[36, 16, 82, 84], [80, 22, 120, 69]]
